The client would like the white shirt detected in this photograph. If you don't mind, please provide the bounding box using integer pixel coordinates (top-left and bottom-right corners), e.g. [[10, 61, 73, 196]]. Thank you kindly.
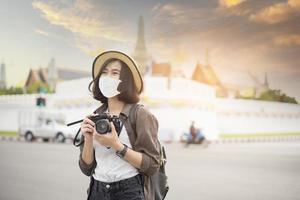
[[92, 122, 138, 182]]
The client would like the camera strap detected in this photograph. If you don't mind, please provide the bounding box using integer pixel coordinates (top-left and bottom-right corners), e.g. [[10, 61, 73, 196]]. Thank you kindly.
[[73, 128, 83, 147], [118, 113, 128, 136], [72, 104, 108, 147]]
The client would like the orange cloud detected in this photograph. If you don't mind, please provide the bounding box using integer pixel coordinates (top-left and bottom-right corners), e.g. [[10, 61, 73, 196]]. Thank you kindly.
[[216, 0, 250, 16], [152, 3, 201, 25], [274, 34, 300, 46], [250, 0, 300, 24], [32, 1, 116, 40], [219, 0, 245, 8]]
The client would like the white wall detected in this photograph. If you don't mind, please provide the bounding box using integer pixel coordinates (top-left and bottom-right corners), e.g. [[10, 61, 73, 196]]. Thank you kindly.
[[216, 98, 300, 134], [0, 77, 300, 141]]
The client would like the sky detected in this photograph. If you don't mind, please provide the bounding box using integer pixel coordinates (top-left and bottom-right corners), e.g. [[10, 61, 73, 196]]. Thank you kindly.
[[0, 0, 300, 100]]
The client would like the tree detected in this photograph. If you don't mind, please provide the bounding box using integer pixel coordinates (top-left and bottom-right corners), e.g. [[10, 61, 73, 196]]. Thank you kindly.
[[258, 89, 297, 104], [26, 81, 52, 94], [0, 86, 23, 95]]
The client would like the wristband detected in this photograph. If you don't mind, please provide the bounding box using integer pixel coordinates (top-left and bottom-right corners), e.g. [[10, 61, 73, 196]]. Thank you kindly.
[[116, 144, 128, 158]]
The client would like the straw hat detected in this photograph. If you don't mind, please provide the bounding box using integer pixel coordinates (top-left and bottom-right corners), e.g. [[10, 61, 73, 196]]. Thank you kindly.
[[92, 50, 143, 94]]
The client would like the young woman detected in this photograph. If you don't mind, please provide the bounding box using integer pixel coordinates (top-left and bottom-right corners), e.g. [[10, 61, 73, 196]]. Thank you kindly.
[[79, 51, 160, 200]]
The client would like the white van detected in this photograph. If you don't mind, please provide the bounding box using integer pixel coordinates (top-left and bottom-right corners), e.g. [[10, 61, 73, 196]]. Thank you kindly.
[[18, 109, 75, 143]]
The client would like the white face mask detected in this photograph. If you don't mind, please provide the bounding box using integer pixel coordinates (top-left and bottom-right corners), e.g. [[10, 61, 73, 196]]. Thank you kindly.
[[99, 76, 122, 98]]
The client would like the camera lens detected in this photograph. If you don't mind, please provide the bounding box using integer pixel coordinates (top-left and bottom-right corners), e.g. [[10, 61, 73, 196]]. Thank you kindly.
[[95, 119, 111, 134]]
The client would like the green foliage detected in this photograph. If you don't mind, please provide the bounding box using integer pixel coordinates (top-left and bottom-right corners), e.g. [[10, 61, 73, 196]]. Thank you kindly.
[[27, 81, 44, 94], [259, 89, 298, 104], [0, 131, 17, 137], [0, 86, 23, 95], [26, 81, 53, 94], [0, 82, 54, 95], [238, 89, 298, 104]]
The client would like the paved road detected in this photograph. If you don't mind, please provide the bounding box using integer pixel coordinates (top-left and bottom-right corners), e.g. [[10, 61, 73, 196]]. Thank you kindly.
[[0, 141, 299, 200]]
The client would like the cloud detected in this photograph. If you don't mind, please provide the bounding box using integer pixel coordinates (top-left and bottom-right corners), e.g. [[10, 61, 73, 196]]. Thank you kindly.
[[34, 28, 61, 39], [32, 0, 134, 56], [34, 28, 51, 37], [151, 2, 217, 27], [27, 0, 299, 100], [219, 0, 246, 8], [274, 34, 300, 46], [151, 2, 281, 61], [250, 0, 300, 24], [88, 48, 106, 57], [152, 3, 196, 25], [32, 0, 122, 40]]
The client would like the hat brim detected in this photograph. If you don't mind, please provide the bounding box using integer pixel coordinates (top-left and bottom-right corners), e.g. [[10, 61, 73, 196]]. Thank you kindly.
[[92, 51, 143, 94]]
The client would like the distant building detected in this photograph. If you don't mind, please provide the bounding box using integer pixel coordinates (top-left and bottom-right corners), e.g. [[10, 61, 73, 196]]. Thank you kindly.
[[151, 61, 172, 77], [0, 62, 7, 89], [57, 68, 90, 80], [132, 15, 151, 75], [191, 62, 228, 97], [221, 71, 270, 99], [25, 67, 48, 88], [25, 59, 90, 92], [247, 71, 270, 98], [47, 58, 58, 92]]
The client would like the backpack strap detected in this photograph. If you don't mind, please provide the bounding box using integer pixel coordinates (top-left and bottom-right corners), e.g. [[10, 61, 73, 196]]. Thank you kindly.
[[128, 103, 143, 137]]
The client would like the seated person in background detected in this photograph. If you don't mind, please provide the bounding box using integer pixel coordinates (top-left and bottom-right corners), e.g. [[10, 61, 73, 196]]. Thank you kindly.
[[186, 121, 205, 145]]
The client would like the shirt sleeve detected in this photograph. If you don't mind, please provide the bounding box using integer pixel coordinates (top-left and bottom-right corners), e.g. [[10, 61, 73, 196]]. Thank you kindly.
[[134, 106, 160, 176]]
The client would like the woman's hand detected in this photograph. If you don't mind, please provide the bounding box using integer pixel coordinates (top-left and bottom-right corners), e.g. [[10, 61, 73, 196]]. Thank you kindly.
[[80, 116, 95, 142], [93, 122, 123, 151]]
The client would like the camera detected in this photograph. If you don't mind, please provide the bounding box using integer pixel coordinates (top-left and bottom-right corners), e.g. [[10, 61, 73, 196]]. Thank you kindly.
[[89, 113, 122, 135], [66, 113, 123, 147]]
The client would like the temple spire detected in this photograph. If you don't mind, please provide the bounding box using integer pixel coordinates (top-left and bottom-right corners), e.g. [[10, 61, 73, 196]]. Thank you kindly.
[[133, 15, 150, 75], [0, 62, 6, 89], [47, 58, 58, 91], [264, 71, 269, 88]]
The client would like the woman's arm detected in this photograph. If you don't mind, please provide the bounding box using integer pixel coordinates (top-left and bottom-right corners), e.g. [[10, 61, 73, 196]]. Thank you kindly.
[[113, 142, 143, 169], [79, 117, 97, 176], [93, 123, 143, 169], [81, 139, 94, 165], [79, 138, 96, 176], [133, 107, 160, 175], [93, 107, 160, 175]]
